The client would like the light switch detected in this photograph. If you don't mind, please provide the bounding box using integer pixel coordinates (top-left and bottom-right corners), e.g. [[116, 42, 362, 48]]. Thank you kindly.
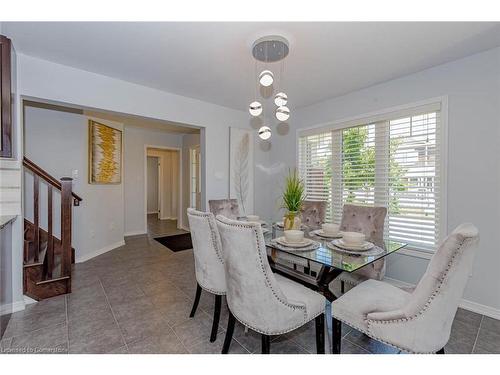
[[72, 169, 79, 180]]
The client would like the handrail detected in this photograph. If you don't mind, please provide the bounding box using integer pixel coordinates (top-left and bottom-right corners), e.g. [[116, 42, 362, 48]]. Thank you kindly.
[[23, 157, 83, 204]]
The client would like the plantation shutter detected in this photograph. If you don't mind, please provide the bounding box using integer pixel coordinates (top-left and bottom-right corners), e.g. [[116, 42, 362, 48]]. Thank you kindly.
[[298, 132, 333, 221], [386, 111, 441, 251], [298, 102, 442, 252]]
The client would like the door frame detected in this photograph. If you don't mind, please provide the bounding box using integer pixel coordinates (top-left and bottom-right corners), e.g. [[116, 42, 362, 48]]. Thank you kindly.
[[146, 155, 161, 217], [144, 145, 183, 231]]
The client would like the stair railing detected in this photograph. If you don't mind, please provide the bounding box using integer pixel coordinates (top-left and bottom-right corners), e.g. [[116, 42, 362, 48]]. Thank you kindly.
[[22, 157, 82, 283]]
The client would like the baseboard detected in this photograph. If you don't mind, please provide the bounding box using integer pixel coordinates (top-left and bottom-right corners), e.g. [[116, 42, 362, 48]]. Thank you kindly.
[[384, 276, 500, 320], [160, 216, 177, 221], [459, 299, 500, 320], [76, 240, 126, 263], [147, 211, 158, 215], [124, 230, 147, 237], [0, 300, 25, 316], [180, 225, 190, 232]]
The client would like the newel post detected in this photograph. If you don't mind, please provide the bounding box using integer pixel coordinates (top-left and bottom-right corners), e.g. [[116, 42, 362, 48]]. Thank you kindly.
[[60, 177, 73, 279]]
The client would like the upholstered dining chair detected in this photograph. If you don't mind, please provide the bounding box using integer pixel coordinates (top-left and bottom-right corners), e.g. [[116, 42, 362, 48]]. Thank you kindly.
[[331, 223, 479, 354], [208, 199, 240, 220], [186, 208, 226, 343], [301, 200, 327, 230], [216, 215, 327, 354], [334, 204, 387, 294]]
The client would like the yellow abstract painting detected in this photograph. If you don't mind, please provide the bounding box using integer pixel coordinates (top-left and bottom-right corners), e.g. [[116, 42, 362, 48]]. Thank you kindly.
[[88, 120, 122, 184]]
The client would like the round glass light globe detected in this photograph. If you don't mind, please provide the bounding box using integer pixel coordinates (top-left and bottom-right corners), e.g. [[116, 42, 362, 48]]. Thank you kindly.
[[275, 106, 290, 121], [259, 70, 274, 87], [258, 126, 272, 140], [274, 92, 288, 106], [248, 101, 262, 116]]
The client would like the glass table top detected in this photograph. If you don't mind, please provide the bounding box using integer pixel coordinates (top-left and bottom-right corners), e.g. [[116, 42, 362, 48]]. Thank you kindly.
[[264, 224, 406, 273]]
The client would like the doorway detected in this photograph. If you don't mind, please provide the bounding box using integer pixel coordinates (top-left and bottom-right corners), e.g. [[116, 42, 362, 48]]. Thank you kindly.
[[145, 146, 182, 236]]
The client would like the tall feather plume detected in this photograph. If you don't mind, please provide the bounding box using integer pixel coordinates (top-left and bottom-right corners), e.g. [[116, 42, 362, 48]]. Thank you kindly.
[[234, 133, 249, 214]]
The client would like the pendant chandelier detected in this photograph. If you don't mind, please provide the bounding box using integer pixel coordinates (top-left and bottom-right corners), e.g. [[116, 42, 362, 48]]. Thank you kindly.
[[248, 36, 290, 140]]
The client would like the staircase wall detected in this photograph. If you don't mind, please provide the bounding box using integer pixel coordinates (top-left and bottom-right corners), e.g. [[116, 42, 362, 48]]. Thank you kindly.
[[24, 106, 125, 262]]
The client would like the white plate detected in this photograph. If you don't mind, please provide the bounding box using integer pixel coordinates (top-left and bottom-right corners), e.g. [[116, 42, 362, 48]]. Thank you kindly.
[[311, 229, 343, 239], [275, 236, 313, 248], [331, 239, 374, 251]]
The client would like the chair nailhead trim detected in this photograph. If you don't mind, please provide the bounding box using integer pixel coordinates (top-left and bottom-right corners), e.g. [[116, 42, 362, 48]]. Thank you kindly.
[[189, 210, 224, 264]]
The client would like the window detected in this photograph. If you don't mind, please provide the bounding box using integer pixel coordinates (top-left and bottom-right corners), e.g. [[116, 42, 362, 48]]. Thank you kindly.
[[298, 102, 443, 251]]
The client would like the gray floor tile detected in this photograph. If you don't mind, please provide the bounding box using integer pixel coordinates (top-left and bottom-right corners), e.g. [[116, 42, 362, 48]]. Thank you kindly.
[[473, 317, 500, 354], [111, 296, 156, 323], [127, 331, 188, 354], [68, 310, 118, 341], [344, 330, 399, 354], [231, 322, 263, 354], [340, 338, 370, 354], [259, 339, 308, 354], [454, 308, 483, 328], [445, 319, 479, 354], [69, 326, 125, 354], [172, 312, 223, 348], [3, 309, 66, 339], [9, 323, 68, 354], [118, 311, 173, 344]]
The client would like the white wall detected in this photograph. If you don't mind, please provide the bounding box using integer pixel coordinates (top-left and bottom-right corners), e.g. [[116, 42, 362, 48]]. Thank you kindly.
[[146, 157, 159, 214], [268, 47, 500, 314], [123, 126, 182, 235], [24, 106, 125, 262]]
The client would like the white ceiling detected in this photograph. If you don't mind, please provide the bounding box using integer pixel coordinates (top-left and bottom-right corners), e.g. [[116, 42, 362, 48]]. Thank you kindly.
[[4, 22, 500, 111]]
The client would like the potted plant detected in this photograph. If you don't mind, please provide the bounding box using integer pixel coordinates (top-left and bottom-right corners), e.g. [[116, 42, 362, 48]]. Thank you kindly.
[[282, 169, 305, 230]]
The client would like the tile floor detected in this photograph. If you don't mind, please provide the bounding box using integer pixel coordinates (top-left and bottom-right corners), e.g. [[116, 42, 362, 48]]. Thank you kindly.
[[147, 214, 187, 237], [1, 233, 499, 354]]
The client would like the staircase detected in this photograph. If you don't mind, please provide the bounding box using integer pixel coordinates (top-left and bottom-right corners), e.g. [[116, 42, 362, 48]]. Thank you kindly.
[[22, 157, 82, 301]]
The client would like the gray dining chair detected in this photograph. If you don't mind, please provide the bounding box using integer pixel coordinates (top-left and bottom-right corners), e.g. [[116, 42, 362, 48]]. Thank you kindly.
[[208, 199, 240, 220], [331, 223, 479, 354], [301, 200, 327, 230], [187, 208, 226, 342], [332, 204, 387, 294], [216, 215, 326, 354]]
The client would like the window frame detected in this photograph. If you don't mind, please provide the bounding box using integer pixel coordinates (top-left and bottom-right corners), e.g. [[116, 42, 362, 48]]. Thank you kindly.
[[296, 97, 448, 259]]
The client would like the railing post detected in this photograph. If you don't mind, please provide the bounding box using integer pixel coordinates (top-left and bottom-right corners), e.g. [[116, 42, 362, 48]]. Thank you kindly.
[[47, 185, 54, 278], [60, 177, 73, 279], [33, 174, 40, 262]]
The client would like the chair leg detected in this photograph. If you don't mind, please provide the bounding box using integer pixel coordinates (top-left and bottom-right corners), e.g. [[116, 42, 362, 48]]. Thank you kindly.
[[436, 348, 445, 354], [332, 317, 342, 354], [221, 310, 236, 354], [315, 314, 325, 354], [189, 283, 202, 318], [261, 334, 270, 354], [210, 295, 222, 342], [340, 281, 345, 294]]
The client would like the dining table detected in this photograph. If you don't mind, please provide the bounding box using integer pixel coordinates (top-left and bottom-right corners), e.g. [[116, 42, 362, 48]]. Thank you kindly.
[[263, 223, 407, 302], [262, 222, 407, 351]]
